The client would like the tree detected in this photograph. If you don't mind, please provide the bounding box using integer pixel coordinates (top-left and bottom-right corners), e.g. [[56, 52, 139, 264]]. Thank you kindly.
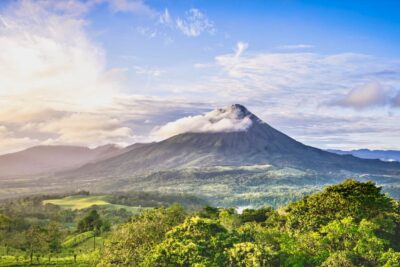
[[144, 216, 237, 267], [320, 251, 355, 267], [77, 209, 102, 233], [226, 242, 276, 267], [99, 204, 186, 266], [380, 249, 400, 267], [317, 217, 386, 266], [285, 179, 395, 231], [239, 207, 274, 224], [219, 209, 240, 231], [236, 222, 280, 265], [0, 214, 12, 255], [47, 220, 63, 253], [199, 206, 220, 219], [25, 225, 47, 264]]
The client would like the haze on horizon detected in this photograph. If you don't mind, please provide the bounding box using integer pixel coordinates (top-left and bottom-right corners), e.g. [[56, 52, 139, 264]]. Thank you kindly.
[[1, 0, 400, 155]]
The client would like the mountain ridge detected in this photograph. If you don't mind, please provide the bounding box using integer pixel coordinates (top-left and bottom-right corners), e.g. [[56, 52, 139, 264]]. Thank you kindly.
[[0, 144, 125, 178], [328, 149, 400, 162]]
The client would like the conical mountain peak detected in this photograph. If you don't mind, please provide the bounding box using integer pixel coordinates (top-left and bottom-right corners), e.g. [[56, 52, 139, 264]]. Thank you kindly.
[[58, 103, 400, 193], [206, 104, 259, 123]]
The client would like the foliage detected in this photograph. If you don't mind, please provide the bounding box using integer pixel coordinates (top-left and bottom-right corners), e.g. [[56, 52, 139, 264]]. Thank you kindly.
[[285, 179, 396, 231], [226, 242, 275, 267], [144, 216, 237, 267], [1, 179, 400, 267], [77, 210, 103, 233], [380, 249, 400, 267], [239, 207, 274, 224], [99, 204, 186, 266]]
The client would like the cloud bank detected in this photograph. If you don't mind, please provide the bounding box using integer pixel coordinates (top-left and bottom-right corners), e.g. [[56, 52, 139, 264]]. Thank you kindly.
[[0, 0, 172, 154]]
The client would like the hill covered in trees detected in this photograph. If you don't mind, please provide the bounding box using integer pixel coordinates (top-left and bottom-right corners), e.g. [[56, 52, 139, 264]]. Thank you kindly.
[[1, 179, 400, 266]]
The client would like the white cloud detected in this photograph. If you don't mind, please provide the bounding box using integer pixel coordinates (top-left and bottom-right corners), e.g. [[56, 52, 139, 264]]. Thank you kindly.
[[234, 42, 248, 58], [159, 8, 172, 25], [140, 7, 215, 40], [190, 45, 400, 104], [152, 106, 253, 140], [0, 0, 138, 153], [0, 126, 41, 154], [330, 81, 388, 109], [134, 66, 164, 77], [168, 43, 400, 149], [136, 26, 158, 38], [176, 8, 215, 37], [38, 113, 135, 146], [0, 1, 122, 110], [278, 44, 314, 50]]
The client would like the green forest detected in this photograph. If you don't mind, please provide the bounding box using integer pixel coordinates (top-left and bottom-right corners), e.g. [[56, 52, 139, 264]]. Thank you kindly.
[[1, 179, 400, 266]]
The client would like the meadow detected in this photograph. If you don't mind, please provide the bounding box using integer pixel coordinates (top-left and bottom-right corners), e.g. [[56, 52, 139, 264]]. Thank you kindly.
[[43, 195, 142, 213]]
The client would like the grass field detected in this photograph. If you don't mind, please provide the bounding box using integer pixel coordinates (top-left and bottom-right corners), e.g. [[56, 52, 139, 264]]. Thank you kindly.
[[43, 195, 142, 213]]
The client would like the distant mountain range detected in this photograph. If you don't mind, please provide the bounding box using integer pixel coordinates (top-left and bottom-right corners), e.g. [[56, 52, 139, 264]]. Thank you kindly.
[[1, 104, 400, 205], [328, 149, 400, 162], [0, 144, 125, 178]]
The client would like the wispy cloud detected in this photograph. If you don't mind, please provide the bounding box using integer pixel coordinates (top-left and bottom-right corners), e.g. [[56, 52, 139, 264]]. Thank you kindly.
[[159, 8, 172, 25], [329, 81, 389, 109], [234, 42, 249, 58], [138, 7, 215, 41], [175, 8, 215, 37], [278, 44, 314, 50]]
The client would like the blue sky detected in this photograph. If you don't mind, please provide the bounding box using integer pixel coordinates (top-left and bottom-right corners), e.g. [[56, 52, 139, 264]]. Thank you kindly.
[[0, 0, 399, 153]]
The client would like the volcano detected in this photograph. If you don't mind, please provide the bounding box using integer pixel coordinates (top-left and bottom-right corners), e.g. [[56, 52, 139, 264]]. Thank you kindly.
[[66, 104, 400, 176], [2, 104, 400, 203]]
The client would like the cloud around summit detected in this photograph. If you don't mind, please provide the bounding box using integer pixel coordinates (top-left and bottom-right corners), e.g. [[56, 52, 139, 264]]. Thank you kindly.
[[152, 107, 253, 140]]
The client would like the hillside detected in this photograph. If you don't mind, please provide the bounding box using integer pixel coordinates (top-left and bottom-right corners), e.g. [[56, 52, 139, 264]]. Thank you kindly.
[[0, 144, 124, 178]]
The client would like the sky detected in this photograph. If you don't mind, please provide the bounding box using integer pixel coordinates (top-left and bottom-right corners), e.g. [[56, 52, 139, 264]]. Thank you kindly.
[[0, 0, 400, 154]]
